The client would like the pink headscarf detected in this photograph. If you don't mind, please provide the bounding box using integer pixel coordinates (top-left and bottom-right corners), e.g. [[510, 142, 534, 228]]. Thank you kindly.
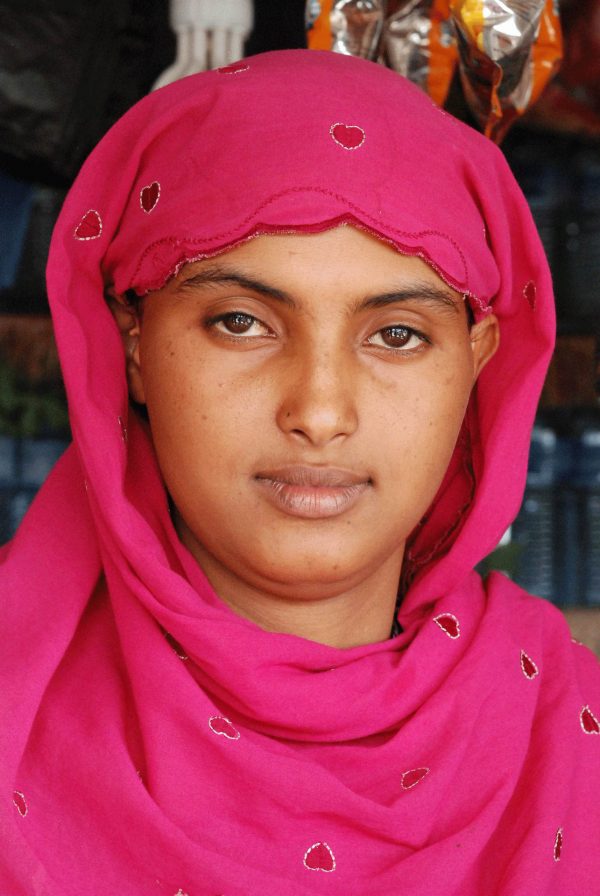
[[1, 49, 599, 895]]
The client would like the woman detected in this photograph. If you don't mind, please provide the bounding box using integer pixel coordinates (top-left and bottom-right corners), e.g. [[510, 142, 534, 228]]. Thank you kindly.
[[1, 49, 598, 895]]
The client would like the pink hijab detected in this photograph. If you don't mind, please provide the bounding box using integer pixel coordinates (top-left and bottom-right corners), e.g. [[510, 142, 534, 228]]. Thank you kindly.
[[1, 49, 599, 895]]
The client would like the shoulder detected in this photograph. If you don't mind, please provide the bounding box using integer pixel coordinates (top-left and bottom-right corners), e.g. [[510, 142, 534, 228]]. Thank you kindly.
[[484, 569, 600, 690]]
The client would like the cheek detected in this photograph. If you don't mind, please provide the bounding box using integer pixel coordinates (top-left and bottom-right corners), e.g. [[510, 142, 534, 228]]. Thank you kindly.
[[424, 364, 474, 454], [376, 356, 474, 487], [141, 341, 268, 491]]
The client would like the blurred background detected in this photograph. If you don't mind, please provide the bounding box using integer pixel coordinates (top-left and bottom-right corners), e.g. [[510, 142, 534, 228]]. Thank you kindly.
[[1, 0, 599, 646]]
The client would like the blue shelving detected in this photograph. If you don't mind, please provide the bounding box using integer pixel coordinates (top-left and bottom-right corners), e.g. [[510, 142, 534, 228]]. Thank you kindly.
[[0, 436, 69, 543]]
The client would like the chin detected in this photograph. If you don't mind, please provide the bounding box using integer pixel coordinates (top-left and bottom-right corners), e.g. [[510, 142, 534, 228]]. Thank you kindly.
[[243, 541, 388, 596]]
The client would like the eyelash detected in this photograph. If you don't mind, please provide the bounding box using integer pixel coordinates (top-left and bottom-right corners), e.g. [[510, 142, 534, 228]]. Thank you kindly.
[[366, 325, 429, 352], [205, 312, 274, 339], [204, 312, 430, 353]]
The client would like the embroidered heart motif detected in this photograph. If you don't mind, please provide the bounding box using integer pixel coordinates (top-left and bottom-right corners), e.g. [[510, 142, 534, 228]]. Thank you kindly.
[[580, 705, 600, 735], [401, 767, 430, 790], [74, 209, 102, 240], [523, 280, 536, 309], [434, 613, 460, 639], [553, 827, 563, 862], [303, 842, 335, 873], [218, 61, 249, 74], [12, 791, 27, 817], [520, 650, 539, 680], [140, 181, 160, 213], [330, 123, 365, 150], [208, 715, 240, 740]]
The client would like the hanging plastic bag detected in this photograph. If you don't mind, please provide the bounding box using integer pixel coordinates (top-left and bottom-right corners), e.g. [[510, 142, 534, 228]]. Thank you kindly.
[[451, 0, 563, 142], [382, 0, 458, 109], [306, 0, 563, 143], [305, 0, 385, 58]]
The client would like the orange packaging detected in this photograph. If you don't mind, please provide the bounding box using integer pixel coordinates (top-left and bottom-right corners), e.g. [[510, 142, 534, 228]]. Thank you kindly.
[[306, 0, 384, 58], [307, 0, 562, 143], [426, 0, 459, 108], [530, 0, 563, 111], [450, 0, 563, 142], [382, 0, 458, 108], [306, 0, 336, 51]]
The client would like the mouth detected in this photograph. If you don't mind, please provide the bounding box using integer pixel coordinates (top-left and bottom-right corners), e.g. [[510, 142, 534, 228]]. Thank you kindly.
[[253, 465, 372, 519]]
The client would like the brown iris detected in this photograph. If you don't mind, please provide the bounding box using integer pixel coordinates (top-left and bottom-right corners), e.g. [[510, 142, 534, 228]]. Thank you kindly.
[[379, 326, 411, 347], [221, 312, 255, 334]]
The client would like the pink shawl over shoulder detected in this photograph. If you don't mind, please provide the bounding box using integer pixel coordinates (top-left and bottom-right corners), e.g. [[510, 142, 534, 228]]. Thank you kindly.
[[1, 49, 599, 895]]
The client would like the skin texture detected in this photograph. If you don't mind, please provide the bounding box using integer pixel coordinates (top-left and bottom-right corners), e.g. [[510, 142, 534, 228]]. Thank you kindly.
[[112, 227, 499, 648]]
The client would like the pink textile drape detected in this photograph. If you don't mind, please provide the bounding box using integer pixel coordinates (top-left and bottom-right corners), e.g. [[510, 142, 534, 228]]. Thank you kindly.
[[1, 49, 598, 895]]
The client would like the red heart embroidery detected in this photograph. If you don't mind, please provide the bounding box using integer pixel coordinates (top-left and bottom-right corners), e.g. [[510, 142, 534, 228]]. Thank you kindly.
[[434, 613, 460, 639], [208, 715, 240, 740], [74, 210, 102, 240], [330, 123, 365, 150], [303, 842, 335, 873], [580, 705, 600, 735], [553, 827, 563, 862], [218, 61, 249, 74], [520, 650, 539, 680], [401, 767, 430, 790], [140, 181, 160, 213], [523, 280, 536, 309], [12, 791, 27, 817]]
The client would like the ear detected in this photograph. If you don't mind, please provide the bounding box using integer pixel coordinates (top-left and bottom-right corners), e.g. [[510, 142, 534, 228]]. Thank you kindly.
[[469, 312, 500, 380], [106, 290, 147, 405]]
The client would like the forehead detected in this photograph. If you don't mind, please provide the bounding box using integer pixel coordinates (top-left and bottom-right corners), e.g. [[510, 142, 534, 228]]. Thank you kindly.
[[167, 226, 464, 309]]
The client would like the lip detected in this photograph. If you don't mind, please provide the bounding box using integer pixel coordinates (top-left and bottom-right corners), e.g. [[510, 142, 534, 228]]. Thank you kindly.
[[254, 465, 372, 519]]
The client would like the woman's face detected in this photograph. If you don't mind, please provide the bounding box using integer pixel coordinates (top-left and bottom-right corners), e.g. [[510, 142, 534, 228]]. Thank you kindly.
[[126, 227, 498, 605]]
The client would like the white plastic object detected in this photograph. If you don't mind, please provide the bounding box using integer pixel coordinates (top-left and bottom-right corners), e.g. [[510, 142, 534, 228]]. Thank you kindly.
[[153, 0, 254, 89], [153, 0, 196, 90]]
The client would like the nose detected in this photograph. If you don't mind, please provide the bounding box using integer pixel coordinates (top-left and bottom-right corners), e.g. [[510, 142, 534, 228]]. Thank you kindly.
[[275, 344, 359, 447]]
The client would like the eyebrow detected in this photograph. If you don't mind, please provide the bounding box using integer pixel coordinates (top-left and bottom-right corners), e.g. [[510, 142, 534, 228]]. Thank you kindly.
[[178, 265, 295, 306], [353, 282, 460, 315], [177, 264, 460, 314]]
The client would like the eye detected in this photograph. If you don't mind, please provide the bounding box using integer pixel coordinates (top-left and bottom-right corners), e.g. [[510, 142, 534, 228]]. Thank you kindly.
[[208, 312, 272, 337], [366, 325, 427, 351]]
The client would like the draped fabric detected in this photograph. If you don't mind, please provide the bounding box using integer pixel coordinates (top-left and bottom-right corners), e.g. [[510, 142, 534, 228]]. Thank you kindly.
[[1, 49, 599, 895]]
